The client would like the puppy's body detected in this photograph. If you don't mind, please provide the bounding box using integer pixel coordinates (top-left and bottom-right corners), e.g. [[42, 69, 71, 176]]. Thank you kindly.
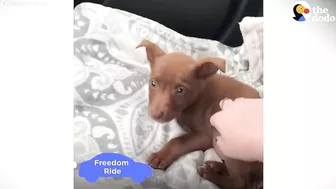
[[137, 41, 262, 189], [176, 74, 258, 143], [179, 74, 260, 132], [178, 74, 262, 189]]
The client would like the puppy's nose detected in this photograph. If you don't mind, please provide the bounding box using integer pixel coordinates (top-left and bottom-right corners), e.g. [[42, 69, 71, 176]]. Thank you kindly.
[[153, 111, 164, 119], [150, 108, 165, 119]]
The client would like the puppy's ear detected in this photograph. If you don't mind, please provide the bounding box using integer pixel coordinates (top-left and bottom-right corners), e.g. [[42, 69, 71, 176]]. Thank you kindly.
[[194, 57, 226, 79], [136, 40, 165, 66]]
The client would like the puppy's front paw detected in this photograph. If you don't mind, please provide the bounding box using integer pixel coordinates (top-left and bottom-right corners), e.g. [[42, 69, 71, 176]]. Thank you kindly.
[[147, 151, 175, 170]]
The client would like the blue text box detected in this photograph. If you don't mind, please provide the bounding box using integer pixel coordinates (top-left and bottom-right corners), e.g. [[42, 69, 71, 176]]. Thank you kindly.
[[78, 153, 152, 183]]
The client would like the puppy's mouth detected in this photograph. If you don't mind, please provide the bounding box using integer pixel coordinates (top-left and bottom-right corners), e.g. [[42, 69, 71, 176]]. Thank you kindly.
[[151, 116, 175, 124], [149, 112, 177, 124], [148, 106, 180, 124]]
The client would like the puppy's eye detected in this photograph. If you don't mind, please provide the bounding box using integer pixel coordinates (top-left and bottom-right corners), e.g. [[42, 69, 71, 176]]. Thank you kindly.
[[151, 80, 156, 87], [175, 86, 187, 95]]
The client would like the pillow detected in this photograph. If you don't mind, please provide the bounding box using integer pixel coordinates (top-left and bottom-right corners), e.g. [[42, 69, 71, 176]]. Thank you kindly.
[[239, 17, 264, 97]]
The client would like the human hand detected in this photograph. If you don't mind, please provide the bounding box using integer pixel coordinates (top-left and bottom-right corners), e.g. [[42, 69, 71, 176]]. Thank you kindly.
[[210, 98, 263, 162]]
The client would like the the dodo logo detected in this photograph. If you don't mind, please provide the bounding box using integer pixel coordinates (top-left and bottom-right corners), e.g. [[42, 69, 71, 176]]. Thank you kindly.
[[293, 1, 336, 22], [293, 2, 311, 22]]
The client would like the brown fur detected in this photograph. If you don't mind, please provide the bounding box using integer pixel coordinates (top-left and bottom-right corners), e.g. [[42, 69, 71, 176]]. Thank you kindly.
[[136, 40, 263, 189]]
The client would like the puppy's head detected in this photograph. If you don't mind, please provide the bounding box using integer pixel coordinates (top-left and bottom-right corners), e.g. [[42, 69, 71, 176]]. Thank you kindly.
[[137, 40, 226, 123]]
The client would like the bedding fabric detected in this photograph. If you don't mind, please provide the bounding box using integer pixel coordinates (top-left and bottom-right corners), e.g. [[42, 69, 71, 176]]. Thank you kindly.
[[73, 3, 263, 189]]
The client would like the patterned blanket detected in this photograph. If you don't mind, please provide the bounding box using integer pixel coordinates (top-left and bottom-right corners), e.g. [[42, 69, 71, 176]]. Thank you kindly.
[[73, 3, 263, 189]]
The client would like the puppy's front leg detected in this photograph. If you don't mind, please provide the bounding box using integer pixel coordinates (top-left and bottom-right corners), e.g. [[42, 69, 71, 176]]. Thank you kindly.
[[147, 132, 211, 169]]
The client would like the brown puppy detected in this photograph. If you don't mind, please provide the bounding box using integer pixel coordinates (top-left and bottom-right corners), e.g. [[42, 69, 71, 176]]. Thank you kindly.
[[136, 40, 262, 189]]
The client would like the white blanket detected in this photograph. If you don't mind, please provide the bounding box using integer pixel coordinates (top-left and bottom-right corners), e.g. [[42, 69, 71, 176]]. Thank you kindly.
[[73, 3, 263, 189]]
